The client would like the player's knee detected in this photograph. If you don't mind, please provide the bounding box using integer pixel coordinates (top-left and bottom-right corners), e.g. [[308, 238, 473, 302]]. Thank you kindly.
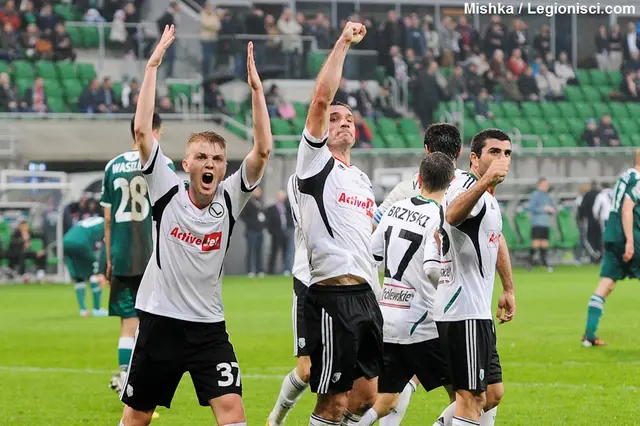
[[121, 406, 153, 426], [315, 393, 348, 420], [296, 357, 311, 383], [486, 383, 504, 409], [475, 392, 487, 411], [209, 395, 246, 424], [121, 317, 139, 337], [375, 393, 399, 417]]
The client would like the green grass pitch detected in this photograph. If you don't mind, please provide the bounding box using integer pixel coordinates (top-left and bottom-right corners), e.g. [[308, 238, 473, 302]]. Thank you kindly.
[[1, 265, 639, 425]]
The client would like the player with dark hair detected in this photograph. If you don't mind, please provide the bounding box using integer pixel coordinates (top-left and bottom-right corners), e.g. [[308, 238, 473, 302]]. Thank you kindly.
[[102, 111, 174, 399], [435, 128, 516, 426], [117, 26, 272, 426], [355, 152, 455, 426]]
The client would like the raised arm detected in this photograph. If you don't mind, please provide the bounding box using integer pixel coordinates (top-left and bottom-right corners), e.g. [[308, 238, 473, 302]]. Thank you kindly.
[[306, 21, 366, 139], [244, 41, 272, 187], [134, 25, 175, 166]]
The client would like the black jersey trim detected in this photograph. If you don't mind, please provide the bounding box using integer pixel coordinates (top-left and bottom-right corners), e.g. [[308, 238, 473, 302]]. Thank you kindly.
[[298, 157, 334, 238], [304, 134, 328, 148], [239, 163, 258, 193], [373, 254, 383, 262], [456, 203, 487, 278], [141, 146, 160, 175], [219, 190, 236, 278], [151, 184, 179, 269]]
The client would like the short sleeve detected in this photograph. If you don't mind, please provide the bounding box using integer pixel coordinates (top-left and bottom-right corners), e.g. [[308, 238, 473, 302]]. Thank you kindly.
[[99, 165, 112, 208], [370, 216, 387, 263], [295, 128, 332, 179], [220, 160, 261, 220], [141, 140, 181, 204], [443, 175, 485, 221], [422, 220, 441, 286]]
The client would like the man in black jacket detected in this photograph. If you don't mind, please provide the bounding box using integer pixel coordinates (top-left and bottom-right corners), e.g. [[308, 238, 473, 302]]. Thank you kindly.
[[241, 186, 265, 278], [265, 190, 293, 275], [579, 181, 602, 263], [156, 1, 179, 78]]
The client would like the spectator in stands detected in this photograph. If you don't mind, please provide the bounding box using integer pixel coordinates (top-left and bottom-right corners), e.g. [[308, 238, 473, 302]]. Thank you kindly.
[[620, 69, 639, 100], [375, 85, 401, 119], [265, 84, 284, 118], [389, 45, 409, 91], [52, 21, 75, 61], [439, 16, 460, 64], [157, 96, 175, 114], [457, 16, 478, 60], [581, 118, 601, 147], [595, 25, 609, 70], [406, 13, 425, 58], [101, 77, 119, 112], [0, 0, 21, 30], [265, 190, 292, 275], [334, 77, 350, 105], [22, 77, 47, 113], [241, 186, 265, 278], [554, 51, 577, 86], [542, 51, 555, 73], [38, 2, 57, 36], [123, 2, 141, 59], [507, 47, 526, 78], [448, 65, 469, 100], [468, 51, 490, 75], [624, 21, 640, 63], [509, 18, 529, 59], [380, 10, 405, 70], [120, 77, 139, 109], [484, 18, 506, 58], [21, 22, 46, 60], [200, 1, 220, 78], [0, 72, 18, 112], [353, 80, 375, 118], [519, 66, 540, 101], [264, 13, 282, 60], [353, 110, 373, 148], [624, 51, 640, 71], [533, 24, 551, 58], [465, 62, 484, 97], [536, 64, 565, 100], [414, 60, 443, 129], [405, 48, 421, 80], [597, 114, 620, 146], [8, 220, 47, 279], [422, 15, 439, 58], [156, 1, 179, 78], [499, 71, 524, 102], [0, 22, 20, 61], [309, 12, 330, 50], [78, 78, 106, 113], [19, 0, 37, 31], [203, 81, 229, 115], [278, 7, 303, 79], [245, 5, 266, 67], [474, 88, 494, 120], [490, 48, 507, 79], [608, 24, 623, 71]]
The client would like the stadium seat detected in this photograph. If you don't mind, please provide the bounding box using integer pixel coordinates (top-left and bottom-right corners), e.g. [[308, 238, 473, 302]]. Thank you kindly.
[[111, 81, 122, 101], [556, 209, 580, 249], [62, 79, 83, 105], [463, 120, 480, 141], [11, 60, 35, 79], [558, 134, 578, 148], [592, 102, 609, 118], [292, 102, 307, 118], [548, 118, 570, 134], [528, 118, 549, 134], [589, 70, 609, 86], [487, 103, 503, 116], [306, 52, 327, 77], [629, 134, 640, 147], [627, 103, 640, 117], [574, 103, 595, 119], [521, 102, 542, 117], [539, 102, 561, 119], [44, 80, 63, 98], [0, 60, 9, 75], [541, 135, 561, 148], [275, 140, 298, 150], [47, 97, 67, 113], [371, 129, 386, 149], [56, 61, 78, 80], [609, 70, 622, 87], [81, 26, 100, 48], [66, 26, 82, 46], [53, 3, 76, 21], [574, 69, 590, 85], [384, 134, 407, 149], [557, 102, 578, 118], [16, 78, 33, 97], [502, 214, 525, 250], [501, 102, 521, 118], [77, 63, 97, 82], [565, 86, 584, 102], [514, 211, 532, 248], [598, 86, 614, 100], [271, 118, 293, 136], [609, 102, 630, 119], [493, 118, 513, 132], [398, 118, 420, 137], [378, 118, 399, 138], [582, 86, 601, 102], [617, 118, 636, 135], [510, 118, 532, 134], [567, 118, 586, 139]]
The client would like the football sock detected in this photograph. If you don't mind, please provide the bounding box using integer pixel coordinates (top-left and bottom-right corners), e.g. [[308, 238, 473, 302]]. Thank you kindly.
[[270, 369, 309, 425], [479, 407, 498, 426], [225, 423, 247, 426], [452, 417, 480, 426], [585, 294, 605, 339], [310, 414, 341, 426], [528, 248, 535, 266], [341, 410, 361, 425], [90, 275, 102, 310], [435, 402, 456, 426], [118, 337, 135, 372], [74, 281, 86, 311], [540, 248, 549, 268], [380, 381, 416, 426], [355, 408, 378, 426]]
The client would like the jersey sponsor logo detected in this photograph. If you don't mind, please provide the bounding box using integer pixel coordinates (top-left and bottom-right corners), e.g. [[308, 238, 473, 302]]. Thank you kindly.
[[488, 231, 501, 248], [112, 161, 140, 174], [386, 205, 430, 227], [380, 283, 415, 309], [209, 202, 225, 218], [168, 223, 222, 252], [337, 191, 375, 218]]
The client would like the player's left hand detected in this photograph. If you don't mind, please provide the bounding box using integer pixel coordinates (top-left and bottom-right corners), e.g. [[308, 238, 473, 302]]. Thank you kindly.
[[496, 290, 516, 324], [247, 42, 262, 91], [147, 24, 175, 68], [624, 241, 634, 263]]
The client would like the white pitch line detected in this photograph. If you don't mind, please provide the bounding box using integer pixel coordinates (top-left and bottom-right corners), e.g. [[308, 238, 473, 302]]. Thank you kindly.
[[0, 365, 636, 392]]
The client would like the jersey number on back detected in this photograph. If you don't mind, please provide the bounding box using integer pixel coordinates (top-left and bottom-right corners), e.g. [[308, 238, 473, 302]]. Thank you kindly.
[[113, 176, 150, 223], [383, 225, 423, 281]]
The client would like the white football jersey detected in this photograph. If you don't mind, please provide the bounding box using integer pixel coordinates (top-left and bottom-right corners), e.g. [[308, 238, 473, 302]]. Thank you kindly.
[[286, 173, 311, 285], [136, 140, 260, 322], [371, 196, 441, 344], [295, 129, 376, 285], [374, 169, 467, 224], [434, 171, 502, 322]]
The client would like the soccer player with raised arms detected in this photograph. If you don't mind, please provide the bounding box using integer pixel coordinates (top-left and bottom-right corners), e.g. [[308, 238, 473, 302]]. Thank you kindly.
[[117, 25, 272, 426]]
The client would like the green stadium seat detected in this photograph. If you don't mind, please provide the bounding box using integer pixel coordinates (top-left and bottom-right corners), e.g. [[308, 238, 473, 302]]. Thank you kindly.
[[306, 52, 327, 77], [575, 69, 590, 85], [167, 83, 196, 103], [500, 102, 520, 118], [539, 102, 561, 119], [292, 102, 307, 118], [620, 134, 634, 147], [464, 102, 474, 117], [574, 103, 595, 119], [493, 118, 513, 132], [609, 102, 630, 119], [616, 118, 636, 135], [463, 120, 479, 141], [557, 209, 580, 249], [589, 70, 609, 86], [56, 61, 78, 80], [0, 60, 8, 75], [399, 118, 420, 136], [599, 86, 614, 100], [629, 134, 640, 147], [567, 118, 586, 139], [374, 66, 386, 84], [16, 78, 33, 97], [66, 25, 82, 46], [627, 103, 640, 117], [224, 100, 238, 115], [549, 227, 561, 249], [487, 103, 503, 116], [378, 117, 399, 137], [609, 70, 622, 87], [77, 63, 97, 82], [47, 97, 66, 113], [565, 86, 584, 102], [275, 140, 298, 150], [510, 118, 532, 134], [556, 102, 578, 118], [44, 80, 63, 98], [521, 102, 542, 117], [514, 211, 532, 247], [291, 116, 305, 133], [502, 213, 528, 250], [81, 26, 100, 48], [225, 115, 247, 139], [592, 102, 609, 118], [384, 134, 407, 149], [271, 118, 293, 136], [371, 133, 386, 149], [11, 60, 35, 79], [558, 134, 578, 147], [53, 4, 75, 21], [62, 79, 83, 103], [476, 119, 496, 130], [528, 117, 550, 134], [541, 135, 561, 148], [582, 86, 601, 102], [548, 118, 570, 134]]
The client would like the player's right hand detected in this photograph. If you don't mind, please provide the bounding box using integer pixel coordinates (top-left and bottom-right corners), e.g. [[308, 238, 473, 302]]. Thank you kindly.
[[482, 159, 509, 187], [624, 241, 634, 263], [340, 21, 367, 45], [496, 290, 516, 324], [147, 25, 175, 68]]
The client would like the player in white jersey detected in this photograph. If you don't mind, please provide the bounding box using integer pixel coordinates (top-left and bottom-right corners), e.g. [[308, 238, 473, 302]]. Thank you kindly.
[[295, 22, 383, 426], [349, 153, 455, 426], [118, 27, 272, 426], [435, 129, 516, 426]]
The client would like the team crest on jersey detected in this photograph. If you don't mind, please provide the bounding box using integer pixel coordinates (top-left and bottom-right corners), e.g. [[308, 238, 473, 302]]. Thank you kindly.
[[208, 202, 225, 218], [168, 223, 222, 252], [298, 338, 306, 349], [337, 191, 374, 218]]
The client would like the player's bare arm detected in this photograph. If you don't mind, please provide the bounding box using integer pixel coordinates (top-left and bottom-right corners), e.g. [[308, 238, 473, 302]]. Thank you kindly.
[[622, 195, 634, 262], [244, 41, 272, 186], [103, 206, 112, 281], [445, 159, 509, 227], [496, 234, 516, 323], [305, 21, 366, 139], [134, 25, 175, 165]]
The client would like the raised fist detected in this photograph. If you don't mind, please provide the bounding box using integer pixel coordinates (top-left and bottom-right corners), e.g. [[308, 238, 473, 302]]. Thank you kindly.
[[341, 21, 367, 45]]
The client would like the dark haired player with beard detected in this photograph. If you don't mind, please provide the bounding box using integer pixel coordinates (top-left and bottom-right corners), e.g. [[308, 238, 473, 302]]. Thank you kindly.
[[117, 26, 272, 426]]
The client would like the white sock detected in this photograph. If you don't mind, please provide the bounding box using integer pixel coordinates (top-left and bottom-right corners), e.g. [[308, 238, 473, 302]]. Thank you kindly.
[[435, 402, 456, 426], [310, 414, 341, 426], [269, 369, 309, 425], [452, 417, 479, 426], [225, 423, 247, 426], [355, 408, 378, 426], [479, 407, 498, 426], [380, 381, 415, 426], [341, 410, 362, 426]]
